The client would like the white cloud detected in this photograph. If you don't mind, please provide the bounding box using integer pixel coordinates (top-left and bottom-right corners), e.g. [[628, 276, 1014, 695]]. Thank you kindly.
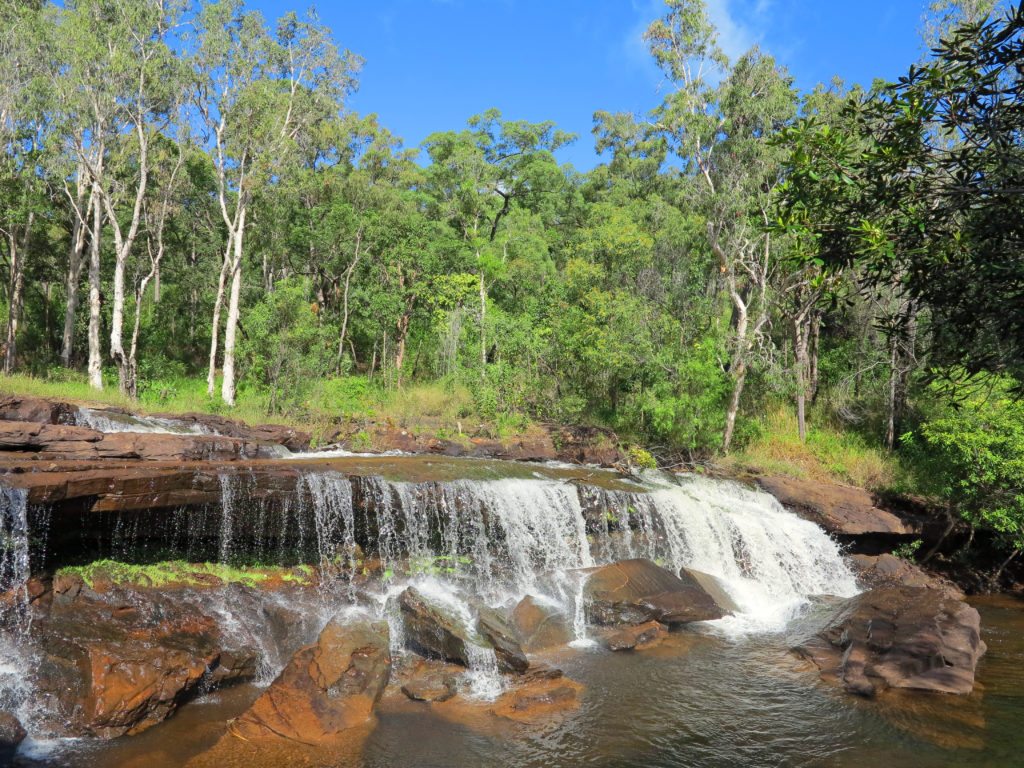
[[706, 0, 764, 63]]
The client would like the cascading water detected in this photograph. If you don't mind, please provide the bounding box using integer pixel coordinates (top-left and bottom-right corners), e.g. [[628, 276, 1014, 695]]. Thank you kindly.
[[76, 407, 209, 435]]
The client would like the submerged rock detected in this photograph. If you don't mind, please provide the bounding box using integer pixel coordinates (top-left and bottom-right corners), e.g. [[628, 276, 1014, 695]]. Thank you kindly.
[[583, 559, 728, 626], [401, 668, 458, 703], [227, 618, 391, 744], [795, 585, 986, 697], [512, 595, 572, 653], [602, 620, 667, 651]]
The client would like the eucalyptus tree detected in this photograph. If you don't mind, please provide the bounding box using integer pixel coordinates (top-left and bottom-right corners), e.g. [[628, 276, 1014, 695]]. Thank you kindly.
[[422, 109, 573, 375], [194, 0, 361, 405], [0, 0, 49, 374], [644, 0, 797, 452]]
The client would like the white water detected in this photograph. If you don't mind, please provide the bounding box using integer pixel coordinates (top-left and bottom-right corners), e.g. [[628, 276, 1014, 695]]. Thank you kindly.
[[76, 407, 209, 435]]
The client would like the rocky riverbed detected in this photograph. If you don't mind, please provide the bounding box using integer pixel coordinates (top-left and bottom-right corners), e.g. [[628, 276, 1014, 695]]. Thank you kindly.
[[0, 396, 1012, 767]]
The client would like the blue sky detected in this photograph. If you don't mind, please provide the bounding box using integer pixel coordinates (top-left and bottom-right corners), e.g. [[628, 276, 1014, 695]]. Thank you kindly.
[[248, 0, 928, 170]]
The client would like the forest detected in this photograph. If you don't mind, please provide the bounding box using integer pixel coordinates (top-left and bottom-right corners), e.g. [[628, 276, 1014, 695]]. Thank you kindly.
[[1, 0, 1022, 572]]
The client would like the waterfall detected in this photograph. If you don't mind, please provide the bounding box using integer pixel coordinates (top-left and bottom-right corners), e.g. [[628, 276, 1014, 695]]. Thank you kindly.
[[0, 485, 30, 630], [293, 470, 856, 635]]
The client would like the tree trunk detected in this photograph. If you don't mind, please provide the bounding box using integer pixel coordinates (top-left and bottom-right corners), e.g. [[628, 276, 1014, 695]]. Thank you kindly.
[[885, 337, 899, 451], [479, 270, 487, 377], [206, 229, 233, 396], [3, 217, 31, 374], [336, 230, 362, 373], [126, 273, 153, 398], [793, 315, 811, 443], [221, 206, 247, 406], [87, 189, 104, 390], [61, 182, 90, 367], [722, 360, 747, 454]]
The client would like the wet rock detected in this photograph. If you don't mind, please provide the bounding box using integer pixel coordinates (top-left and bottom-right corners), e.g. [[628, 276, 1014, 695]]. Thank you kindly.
[[228, 618, 391, 744], [680, 567, 740, 614], [0, 710, 26, 758], [849, 554, 964, 599], [401, 669, 458, 702], [152, 412, 311, 452], [399, 587, 475, 665], [602, 620, 667, 651], [758, 475, 921, 541], [512, 595, 572, 652], [583, 559, 728, 626], [489, 675, 584, 723], [795, 585, 986, 697], [476, 604, 529, 674], [32, 581, 259, 738], [0, 395, 78, 424]]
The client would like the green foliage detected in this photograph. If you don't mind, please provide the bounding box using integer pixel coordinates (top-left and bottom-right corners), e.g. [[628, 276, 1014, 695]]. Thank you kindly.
[[904, 377, 1024, 549]]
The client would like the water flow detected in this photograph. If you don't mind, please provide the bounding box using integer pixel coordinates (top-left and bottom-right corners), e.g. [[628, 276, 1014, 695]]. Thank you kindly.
[[297, 472, 357, 601], [77, 407, 208, 435]]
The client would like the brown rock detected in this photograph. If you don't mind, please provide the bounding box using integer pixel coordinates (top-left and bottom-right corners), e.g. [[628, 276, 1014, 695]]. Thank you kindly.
[[512, 595, 572, 652], [680, 567, 740, 614], [602, 620, 667, 651], [33, 582, 258, 738], [0, 710, 26, 757], [401, 669, 458, 702], [476, 604, 529, 674], [849, 554, 964, 599], [0, 395, 78, 424], [795, 585, 986, 697], [583, 559, 727, 626], [228, 618, 391, 744], [399, 588, 526, 674], [489, 675, 584, 723], [758, 475, 920, 538]]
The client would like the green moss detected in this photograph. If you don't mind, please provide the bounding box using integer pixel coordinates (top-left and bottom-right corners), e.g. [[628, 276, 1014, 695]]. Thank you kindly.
[[57, 559, 314, 589]]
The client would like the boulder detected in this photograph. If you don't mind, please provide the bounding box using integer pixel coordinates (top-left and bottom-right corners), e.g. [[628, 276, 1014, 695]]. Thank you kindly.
[[758, 475, 920, 540], [401, 669, 458, 702], [848, 554, 964, 599], [602, 620, 667, 651], [489, 674, 584, 724], [795, 585, 986, 697], [227, 618, 391, 744], [0, 710, 26, 758], [399, 587, 526, 674], [476, 604, 529, 673], [680, 567, 740, 614], [152, 412, 312, 452], [512, 595, 572, 652], [583, 559, 728, 626], [0, 395, 77, 424], [32, 580, 259, 738]]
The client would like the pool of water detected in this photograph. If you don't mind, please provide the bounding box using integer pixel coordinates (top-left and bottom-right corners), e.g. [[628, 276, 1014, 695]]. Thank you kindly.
[[25, 594, 1024, 768]]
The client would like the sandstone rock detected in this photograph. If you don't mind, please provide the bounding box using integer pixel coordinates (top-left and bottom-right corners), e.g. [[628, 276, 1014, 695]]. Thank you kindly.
[[602, 620, 667, 651], [152, 412, 312, 452], [680, 567, 740, 614], [512, 595, 572, 652], [795, 585, 986, 697], [476, 604, 529, 673], [228, 618, 391, 744], [399, 588, 527, 674], [489, 675, 584, 723], [758, 475, 920, 539], [32, 581, 259, 738], [0, 710, 26, 758], [849, 554, 964, 599], [401, 669, 458, 702], [583, 559, 727, 626], [0, 395, 77, 424]]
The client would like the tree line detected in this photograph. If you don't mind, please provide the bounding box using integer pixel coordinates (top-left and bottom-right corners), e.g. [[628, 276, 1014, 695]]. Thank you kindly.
[[1, 0, 1022, 562]]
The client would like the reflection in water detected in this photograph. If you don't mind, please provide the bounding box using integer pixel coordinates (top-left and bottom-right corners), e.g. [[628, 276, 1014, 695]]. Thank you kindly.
[[39, 596, 1024, 768]]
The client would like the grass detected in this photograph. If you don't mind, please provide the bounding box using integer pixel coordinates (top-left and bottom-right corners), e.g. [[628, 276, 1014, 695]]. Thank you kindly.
[[56, 559, 316, 589], [2, 371, 538, 448], [725, 405, 917, 493]]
